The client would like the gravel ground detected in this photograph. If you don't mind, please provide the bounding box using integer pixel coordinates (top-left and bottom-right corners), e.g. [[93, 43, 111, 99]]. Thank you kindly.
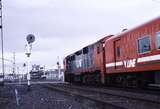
[[0, 84, 97, 109], [48, 84, 160, 109]]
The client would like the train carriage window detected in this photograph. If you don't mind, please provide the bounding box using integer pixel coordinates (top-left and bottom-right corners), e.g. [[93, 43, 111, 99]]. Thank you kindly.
[[116, 46, 121, 57], [138, 36, 151, 54], [97, 46, 100, 54], [157, 32, 160, 49]]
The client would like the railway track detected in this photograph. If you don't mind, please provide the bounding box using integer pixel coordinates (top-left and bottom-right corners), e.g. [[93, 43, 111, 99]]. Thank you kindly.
[[62, 84, 160, 104], [43, 84, 127, 109], [43, 83, 160, 109]]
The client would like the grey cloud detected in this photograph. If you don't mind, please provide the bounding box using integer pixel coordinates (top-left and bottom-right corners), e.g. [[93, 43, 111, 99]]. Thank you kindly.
[[0, 0, 159, 71]]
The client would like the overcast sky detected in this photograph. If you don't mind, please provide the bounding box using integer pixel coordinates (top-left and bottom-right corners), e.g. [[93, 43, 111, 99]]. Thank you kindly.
[[0, 0, 160, 73]]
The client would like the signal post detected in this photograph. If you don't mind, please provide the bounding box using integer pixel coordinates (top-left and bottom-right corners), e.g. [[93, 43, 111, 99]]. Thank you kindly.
[[25, 34, 35, 91]]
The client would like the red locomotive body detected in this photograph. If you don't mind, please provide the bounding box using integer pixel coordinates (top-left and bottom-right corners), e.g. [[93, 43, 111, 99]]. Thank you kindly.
[[105, 17, 160, 86], [64, 16, 160, 87]]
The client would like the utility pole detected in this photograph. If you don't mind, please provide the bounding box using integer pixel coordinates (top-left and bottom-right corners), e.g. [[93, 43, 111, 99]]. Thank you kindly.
[[57, 57, 63, 81], [17, 67, 21, 85], [0, 0, 5, 82], [13, 52, 16, 78]]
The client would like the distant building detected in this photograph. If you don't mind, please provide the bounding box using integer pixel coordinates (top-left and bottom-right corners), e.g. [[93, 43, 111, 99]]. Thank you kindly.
[[45, 69, 64, 81], [30, 64, 45, 80], [30, 64, 64, 81], [4, 73, 25, 82], [4, 74, 14, 81], [32, 64, 45, 72]]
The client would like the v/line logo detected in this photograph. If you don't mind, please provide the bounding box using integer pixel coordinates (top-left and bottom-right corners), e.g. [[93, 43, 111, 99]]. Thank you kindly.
[[123, 59, 136, 68]]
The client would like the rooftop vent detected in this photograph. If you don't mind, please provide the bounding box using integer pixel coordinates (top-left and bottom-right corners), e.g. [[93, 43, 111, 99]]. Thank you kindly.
[[122, 28, 127, 32]]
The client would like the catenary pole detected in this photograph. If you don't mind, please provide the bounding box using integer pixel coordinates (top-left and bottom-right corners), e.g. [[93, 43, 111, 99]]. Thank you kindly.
[[0, 0, 5, 82]]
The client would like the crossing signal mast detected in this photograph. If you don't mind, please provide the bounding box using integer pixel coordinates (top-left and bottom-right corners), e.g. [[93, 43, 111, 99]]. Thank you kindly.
[[0, 0, 5, 83], [25, 34, 35, 90]]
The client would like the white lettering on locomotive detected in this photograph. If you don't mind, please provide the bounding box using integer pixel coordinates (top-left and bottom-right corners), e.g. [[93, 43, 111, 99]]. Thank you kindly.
[[123, 59, 136, 68]]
